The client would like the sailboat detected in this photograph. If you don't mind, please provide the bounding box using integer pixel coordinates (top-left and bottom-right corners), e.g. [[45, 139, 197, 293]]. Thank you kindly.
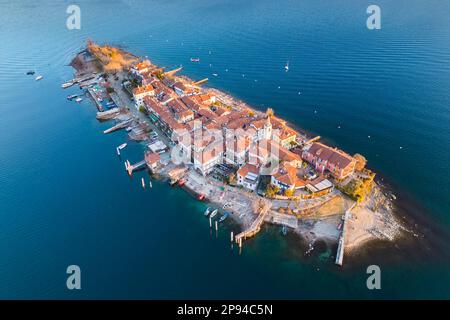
[[284, 61, 289, 72]]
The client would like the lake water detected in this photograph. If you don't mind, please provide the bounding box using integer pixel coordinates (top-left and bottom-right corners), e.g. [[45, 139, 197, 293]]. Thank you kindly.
[[0, 0, 449, 299]]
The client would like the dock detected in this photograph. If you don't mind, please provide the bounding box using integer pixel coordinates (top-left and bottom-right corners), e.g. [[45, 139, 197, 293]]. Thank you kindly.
[[164, 67, 183, 77], [96, 107, 120, 120], [335, 204, 355, 266], [235, 206, 269, 244], [87, 87, 104, 111], [192, 78, 208, 86], [125, 159, 146, 175], [103, 119, 133, 134]]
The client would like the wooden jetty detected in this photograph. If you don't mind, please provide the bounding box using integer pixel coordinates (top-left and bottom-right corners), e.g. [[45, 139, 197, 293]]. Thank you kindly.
[[235, 206, 269, 244]]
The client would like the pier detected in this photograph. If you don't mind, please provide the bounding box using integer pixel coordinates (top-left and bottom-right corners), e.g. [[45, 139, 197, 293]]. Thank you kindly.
[[103, 119, 133, 134], [164, 67, 183, 77], [125, 159, 146, 175], [192, 78, 208, 86], [235, 206, 269, 244], [335, 204, 355, 266], [96, 107, 120, 120], [87, 87, 104, 111]]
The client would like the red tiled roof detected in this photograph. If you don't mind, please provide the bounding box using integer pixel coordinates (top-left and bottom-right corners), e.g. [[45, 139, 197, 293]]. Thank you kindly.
[[306, 143, 354, 170], [133, 84, 154, 95], [145, 152, 160, 165], [237, 164, 259, 177]]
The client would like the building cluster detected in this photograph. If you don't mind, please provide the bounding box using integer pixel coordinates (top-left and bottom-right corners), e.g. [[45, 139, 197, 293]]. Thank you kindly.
[[131, 61, 358, 197]]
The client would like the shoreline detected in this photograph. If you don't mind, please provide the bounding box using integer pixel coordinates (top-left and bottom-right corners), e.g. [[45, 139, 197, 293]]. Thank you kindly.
[[67, 43, 409, 266]]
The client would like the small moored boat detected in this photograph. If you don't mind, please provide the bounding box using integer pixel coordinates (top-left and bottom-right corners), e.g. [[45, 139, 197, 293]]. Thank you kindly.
[[204, 207, 211, 216], [118, 143, 127, 150], [26, 70, 35, 75], [35, 75, 43, 81], [190, 57, 200, 62], [219, 212, 229, 222], [210, 209, 218, 219], [75, 97, 83, 103]]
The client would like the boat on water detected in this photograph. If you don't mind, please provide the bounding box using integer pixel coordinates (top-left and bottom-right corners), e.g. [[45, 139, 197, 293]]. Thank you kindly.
[[149, 181, 153, 188], [204, 207, 211, 216], [198, 194, 205, 201], [67, 94, 78, 100], [190, 57, 200, 62], [118, 143, 127, 150], [35, 75, 43, 81], [284, 61, 289, 72], [281, 226, 288, 236], [75, 97, 83, 103], [169, 178, 178, 186], [219, 212, 229, 222], [210, 209, 218, 219], [212, 73, 218, 77], [178, 179, 185, 187], [26, 70, 35, 75]]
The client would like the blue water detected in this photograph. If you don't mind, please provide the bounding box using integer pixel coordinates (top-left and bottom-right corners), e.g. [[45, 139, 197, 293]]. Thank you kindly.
[[1, 0, 450, 299]]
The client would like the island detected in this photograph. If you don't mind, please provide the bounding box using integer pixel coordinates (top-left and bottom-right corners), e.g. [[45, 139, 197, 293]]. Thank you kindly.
[[66, 40, 404, 266]]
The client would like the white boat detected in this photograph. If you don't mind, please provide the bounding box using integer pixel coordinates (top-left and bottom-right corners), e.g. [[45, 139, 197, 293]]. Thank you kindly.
[[210, 209, 218, 219], [204, 207, 211, 216], [118, 143, 127, 150], [219, 212, 229, 222], [75, 97, 83, 103], [284, 61, 289, 72], [212, 73, 218, 77], [190, 57, 200, 62], [149, 181, 153, 188], [35, 75, 43, 81]]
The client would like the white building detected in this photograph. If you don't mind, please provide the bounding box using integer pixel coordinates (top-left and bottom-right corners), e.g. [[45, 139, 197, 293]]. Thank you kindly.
[[133, 84, 155, 109], [237, 164, 260, 191]]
